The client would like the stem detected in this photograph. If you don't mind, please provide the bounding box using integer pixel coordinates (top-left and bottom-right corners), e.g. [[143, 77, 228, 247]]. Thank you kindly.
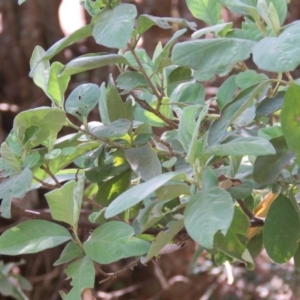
[[40, 165, 61, 187], [285, 71, 294, 82], [132, 94, 177, 129], [236, 199, 255, 219], [127, 43, 162, 101], [99, 259, 140, 284], [66, 120, 129, 150], [236, 199, 265, 227]]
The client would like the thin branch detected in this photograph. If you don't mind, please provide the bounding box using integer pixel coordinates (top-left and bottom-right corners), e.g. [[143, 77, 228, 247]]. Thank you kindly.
[[40, 165, 61, 187], [236, 199, 265, 228], [236, 199, 255, 219], [133, 95, 177, 129], [99, 259, 140, 284], [127, 43, 162, 101], [285, 71, 294, 82], [67, 121, 129, 150]]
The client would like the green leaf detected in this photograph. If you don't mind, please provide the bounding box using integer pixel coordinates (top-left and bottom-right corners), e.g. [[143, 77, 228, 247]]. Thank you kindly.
[[184, 187, 234, 249], [253, 136, 295, 185], [133, 14, 196, 36], [155, 29, 187, 71], [65, 83, 100, 122], [256, 91, 285, 116], [0, 220, 71, 255], [92, 4, 137, 49], [84, 221, 150, 264], [32, 139, 99, 182], [144, 219, 184, 262], [167, 67, 193, 95], [258, 126, 283, 140], [226, 180, 253, 199], [170, 82, 205, 105], [47, 62, 70, 108], [214, 208, 254, 269], [216, 75, 238, 109], [178, 105, 205, 154], [132, 198, 165, 234], [155, 181, 191, 201], [192, 22, 233, 38], [208, 82, 269, 145], [269, 0, 286, 25], [125, 144, 162, 181], [59, 53, 129, 77], [202, 167, 218, 190], [29, 46, 50, 92], [0, 168, 33, 218], [0, 142, 21, 173], [253, 23, 300, 72], [23, 151, 41, 169], [218, 0, 258, 18], [13, 107, 66, 150], [185, 0, 221, 25], [107, 75, 132, 122], [294, 243, 300, 272], [63, 257, 95, 300], [96, 169, 131, 207], [281, 84, 300, 155], [88, 119, 131, 138], [172, 39, 254, 79], [105, 172, 186, 218], [203, 136, 276, 156], [53, 241, 85, 266], [247, 231, 263, 259], [264, 194, 300, 263], [98, 82, 110, 124], [235, 70, 268, 89], [116, 71, 148, 93], [29, 25, 93, 76], [45, 176, 84, 227]]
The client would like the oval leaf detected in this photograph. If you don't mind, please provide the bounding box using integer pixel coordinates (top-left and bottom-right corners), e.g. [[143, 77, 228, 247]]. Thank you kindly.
[[65, 83, 100, 122], [264, 194, 300, 263], [281, 83, 300, 155], [92, 4, 137, 49], [0, 220, 71, 255], [13, 107, 66, 150], [105, 172, 186, 218], [125, 144, 162, 181], [83, 221, 149, 264], [253, 136, 295, 185], [184, 187, 234, 249]]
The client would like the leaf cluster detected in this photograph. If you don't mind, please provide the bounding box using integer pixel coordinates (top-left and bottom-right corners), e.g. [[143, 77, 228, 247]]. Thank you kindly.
[[2, 0, 300, 298]]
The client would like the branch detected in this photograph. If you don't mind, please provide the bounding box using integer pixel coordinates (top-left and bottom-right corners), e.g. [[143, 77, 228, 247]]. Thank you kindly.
[[236, 199, 265, 227], [98, 259, 140, 284], [127, 43, 162, 101], [132, 94, 178, 129]]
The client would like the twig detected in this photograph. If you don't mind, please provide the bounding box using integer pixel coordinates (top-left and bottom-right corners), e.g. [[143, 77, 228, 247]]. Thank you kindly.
[[236, 199, 255, 219], [133, 95, 177, 129], [40, 165, 61, 187], [153, 136, 174, 157], [67, 121, 129, 150], [99, 259, 140, 284], [236, 199, 265, 227], [127, 43, 162, 101]]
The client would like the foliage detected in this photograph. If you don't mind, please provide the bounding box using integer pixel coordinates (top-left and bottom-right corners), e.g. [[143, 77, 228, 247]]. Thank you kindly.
[[1, 0, 300, 298]]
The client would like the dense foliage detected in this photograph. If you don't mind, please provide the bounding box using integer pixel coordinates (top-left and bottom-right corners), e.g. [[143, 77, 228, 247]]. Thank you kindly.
[[1, 0, 300, 298]]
